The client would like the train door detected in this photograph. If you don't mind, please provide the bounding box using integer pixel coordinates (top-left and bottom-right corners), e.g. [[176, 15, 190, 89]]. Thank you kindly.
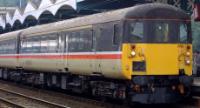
[[57, 33, 65, 72], [93, 22, 122, 77], [92, 25, 102, 75]]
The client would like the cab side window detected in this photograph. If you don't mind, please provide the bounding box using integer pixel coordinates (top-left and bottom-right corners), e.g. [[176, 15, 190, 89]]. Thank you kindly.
[[127, 21, 144, 42], [113, 24, 121, 45]]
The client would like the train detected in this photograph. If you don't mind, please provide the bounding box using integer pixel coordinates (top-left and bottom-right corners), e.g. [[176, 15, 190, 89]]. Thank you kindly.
[[0, 3, 193, 104]]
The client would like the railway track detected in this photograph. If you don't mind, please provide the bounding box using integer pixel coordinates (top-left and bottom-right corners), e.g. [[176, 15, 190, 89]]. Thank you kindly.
[[0, 96, 25, 108], [0, 80, 200, 108], [0, 87, 70, 108], [0, 80, 127, 108]]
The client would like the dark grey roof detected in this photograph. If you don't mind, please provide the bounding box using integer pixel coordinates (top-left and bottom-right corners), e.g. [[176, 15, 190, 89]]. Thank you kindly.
[[125, 3, 190, 20]]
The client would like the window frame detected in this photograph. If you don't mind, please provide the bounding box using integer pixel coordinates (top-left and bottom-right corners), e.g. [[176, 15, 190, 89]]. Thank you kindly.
[[124, 20, 145, 43], [0, 38, 17, 54], [113, 23, 122, 45]]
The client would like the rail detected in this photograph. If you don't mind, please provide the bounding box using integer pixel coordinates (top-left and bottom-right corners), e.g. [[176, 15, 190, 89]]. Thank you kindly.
[[0, 87, 70, 108]]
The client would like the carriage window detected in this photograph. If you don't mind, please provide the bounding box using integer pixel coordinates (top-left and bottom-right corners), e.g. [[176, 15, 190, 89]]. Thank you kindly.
[[21, 38, 33, 53], [154, 23, 169, 42], [126, 21, 144, 42], [80, 29, 93, 51], [179, 23, 188, 43], [68, 29, 93, 52], [31, 37, 41, 53], [26, 38, 33, 53], [48, 35, 58, 53], [40, 36, 49, 53], [40, 35, 59, 53], [68, 32, 79, 52], [7, 40, 15, 54], [78, 31, 84, 51], [1, 42, 6, 53]]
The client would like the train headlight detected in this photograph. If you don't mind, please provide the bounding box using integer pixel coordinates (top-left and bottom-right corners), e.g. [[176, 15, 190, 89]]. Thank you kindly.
[[185, 59, 191, 65], [131, 51, 136, 56]]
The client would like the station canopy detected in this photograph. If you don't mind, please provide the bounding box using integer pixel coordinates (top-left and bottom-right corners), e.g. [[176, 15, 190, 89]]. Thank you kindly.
[[0, 0, 76, 30], [0, 0, 194, 32]]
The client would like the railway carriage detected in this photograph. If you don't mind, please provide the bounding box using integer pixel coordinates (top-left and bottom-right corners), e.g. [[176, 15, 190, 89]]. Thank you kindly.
[[0, 3, 193, 104]]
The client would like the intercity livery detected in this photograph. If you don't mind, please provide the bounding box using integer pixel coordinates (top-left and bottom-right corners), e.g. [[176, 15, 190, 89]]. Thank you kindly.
[[0, 3, 193, 104]]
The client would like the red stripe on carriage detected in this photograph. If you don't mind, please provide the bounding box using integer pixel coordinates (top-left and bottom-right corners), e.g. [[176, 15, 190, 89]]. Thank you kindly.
[[0, 54, 122, 59]]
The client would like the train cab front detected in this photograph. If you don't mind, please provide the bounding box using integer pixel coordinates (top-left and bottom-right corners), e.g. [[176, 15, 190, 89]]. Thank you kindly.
[[121, 18, 193, 104]]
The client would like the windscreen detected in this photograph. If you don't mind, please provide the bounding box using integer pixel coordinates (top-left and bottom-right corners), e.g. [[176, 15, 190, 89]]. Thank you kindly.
[[124, 19, 191, 43]]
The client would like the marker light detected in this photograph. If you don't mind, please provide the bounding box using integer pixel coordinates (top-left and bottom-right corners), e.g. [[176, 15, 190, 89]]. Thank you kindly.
[[187, 46, 191, 50], [186, 52, 190, 56], [131, 45, 136, 50]]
